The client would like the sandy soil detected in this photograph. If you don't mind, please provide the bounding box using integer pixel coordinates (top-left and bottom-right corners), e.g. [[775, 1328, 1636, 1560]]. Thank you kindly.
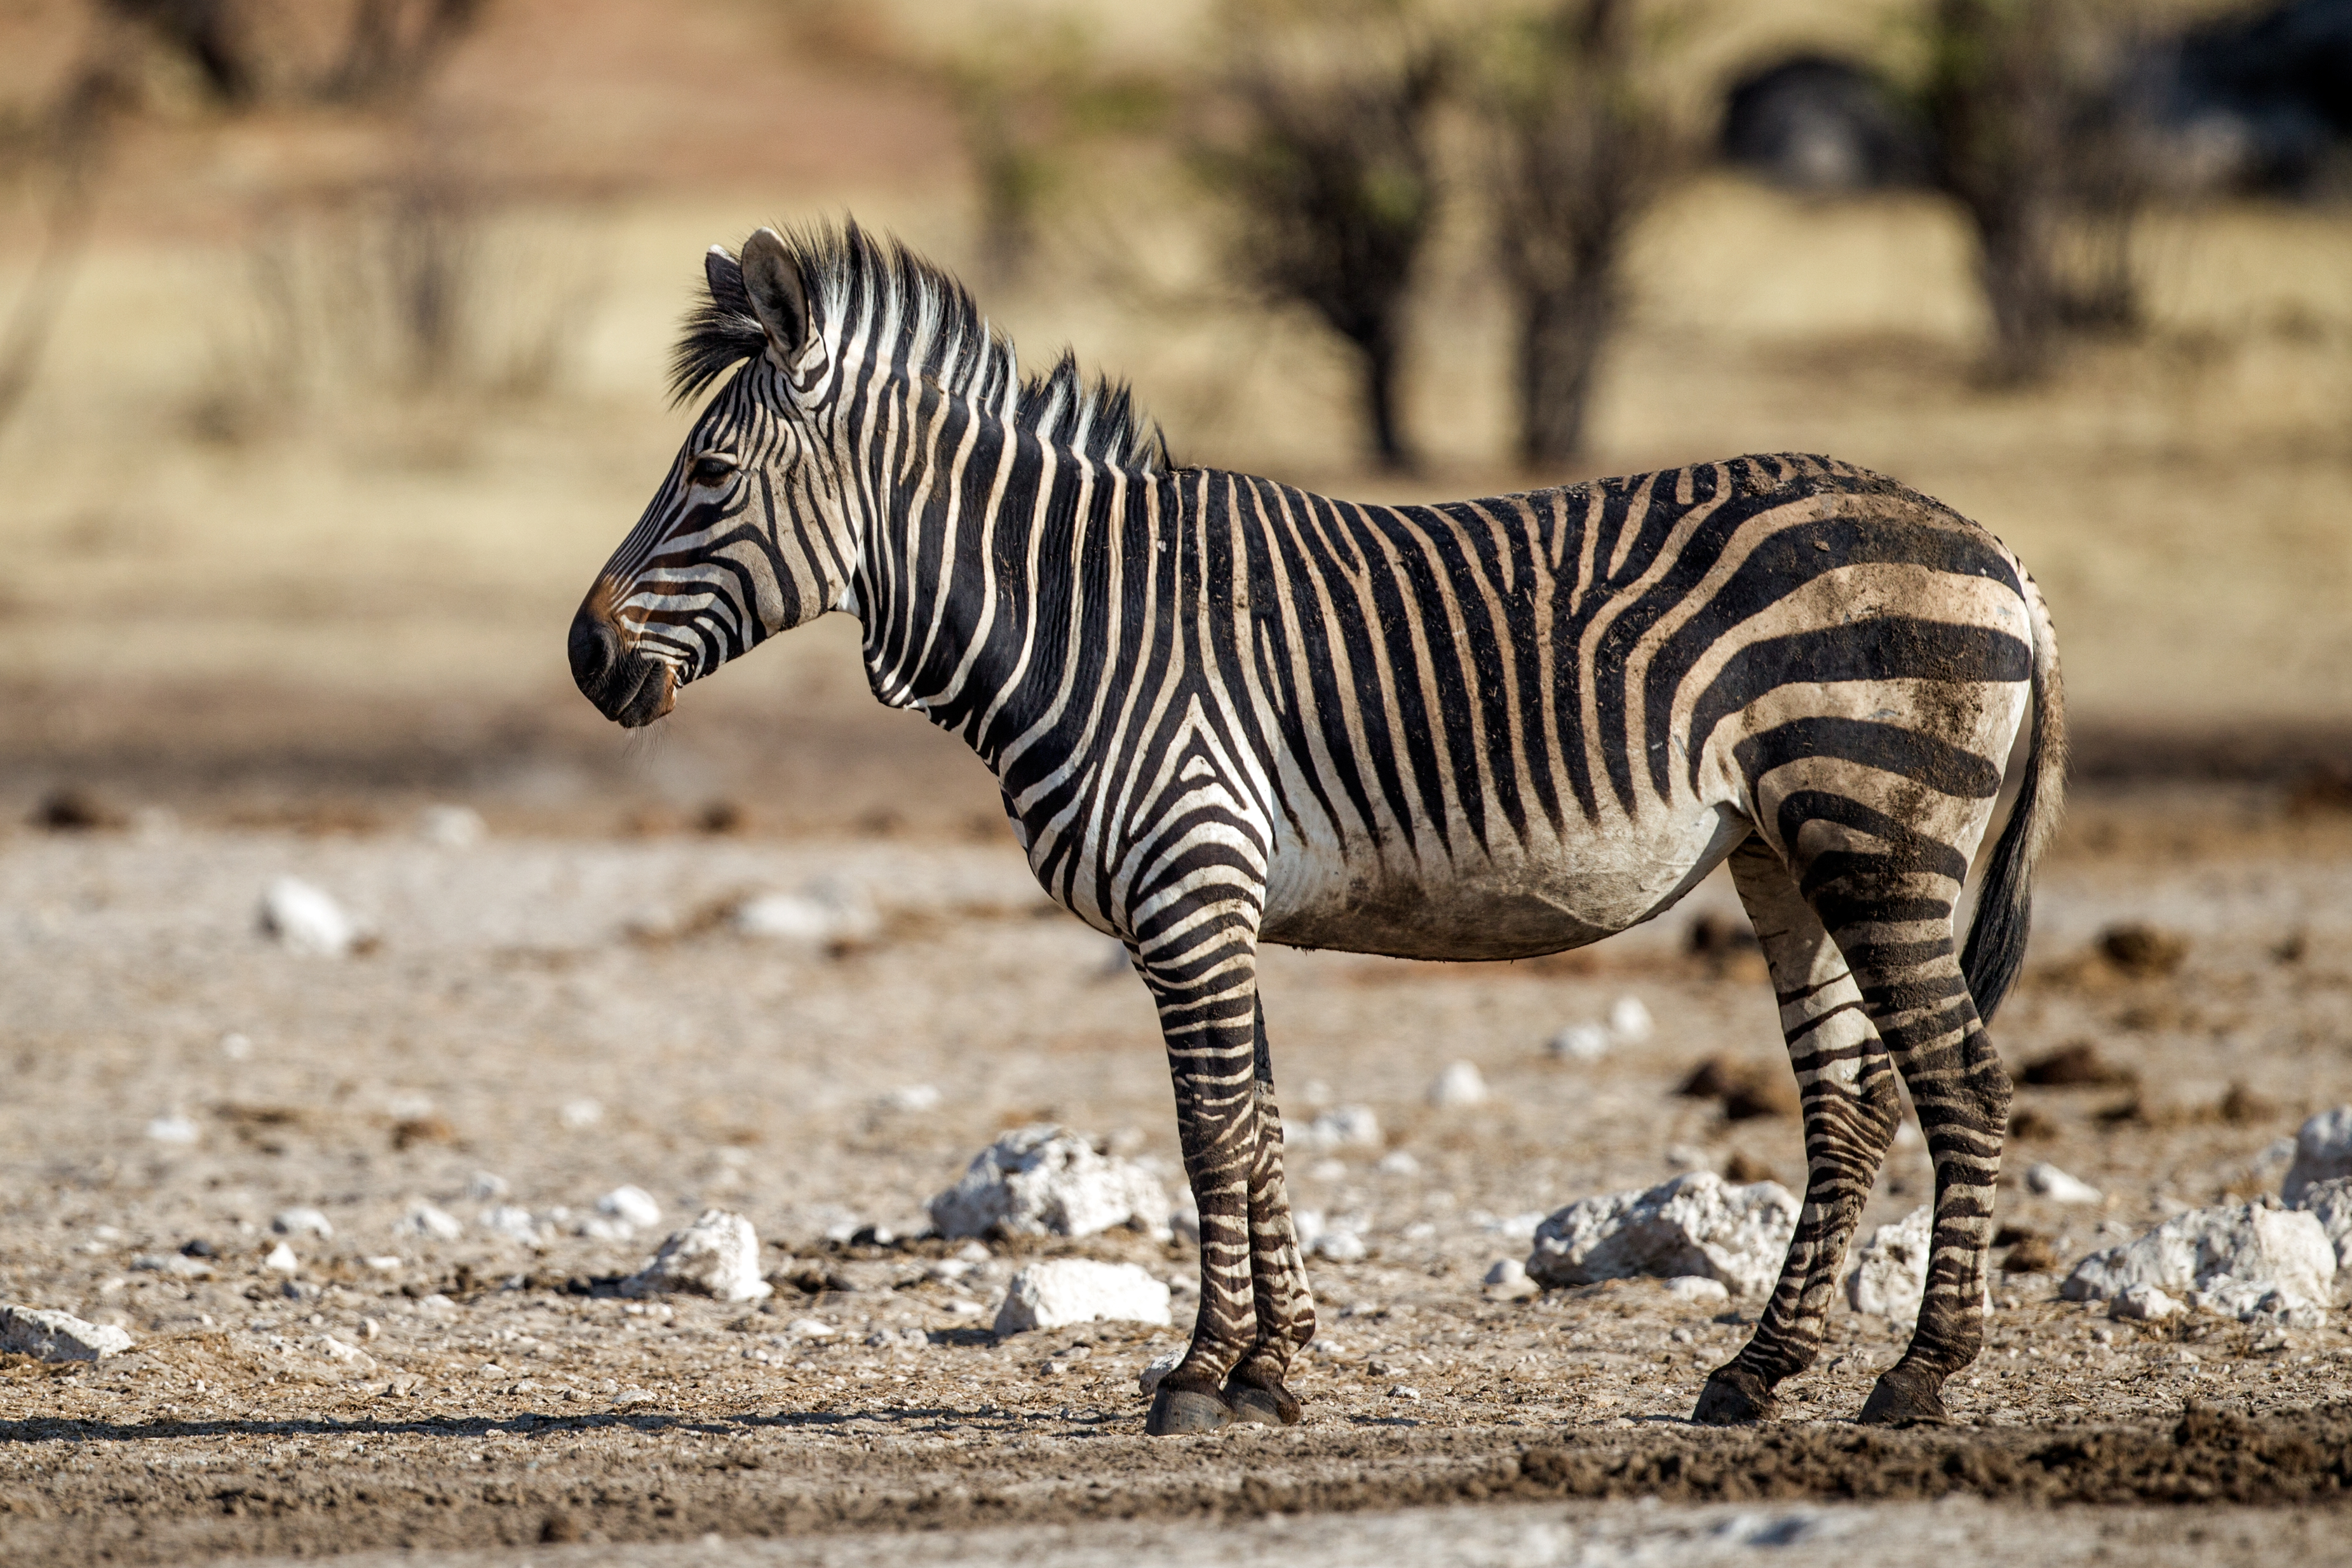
[[1, 794, 2348, 1562]]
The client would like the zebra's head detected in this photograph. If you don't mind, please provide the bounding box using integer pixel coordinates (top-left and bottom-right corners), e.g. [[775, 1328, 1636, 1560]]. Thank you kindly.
[[569, 229, 853, 727]]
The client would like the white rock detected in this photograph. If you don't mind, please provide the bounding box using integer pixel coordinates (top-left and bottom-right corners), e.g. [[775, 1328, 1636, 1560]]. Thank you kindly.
[[258, 876, 358, 957], [2295, 1176, 2352, 1295], [482, 1205, 542, 1245], [2061, 1201, 2336, 1321], [402, 1201, 463, 1241], [416, 804, 486, 848], [1294, 1105, 1382, 1150], [1426, 1061, 1488, 1108], [733, 879, 879, 945], [262, 1242, 299, 1274], [928, 1126, 1170, 1241], [1293, 1209, 1325, 1254], [1484, 1210, 1547, 1242], [1376, 1149, 1421, 1177], [144, 1114, 199, 1146], [1845, 1206, 1932, 1322], [626, 1208, 773, 1303], [785, 1317, 836, 1338], [2284, 1106, 2352, 1206], [1609, 995, 1655, 1044], [1315, 1229, 1368, 1263], [1665, 1274, 1731, 1306], [1138, 1344, 1186, 1395], [132, 1252, 212, 1279], [992, 1259, 1172, 1335], [219, 1032, 253, 1060], [2109, 1281, 2182, 1321], [0, 1305, 133, 1362], [1484, 1257, 1529, 1288], [882, 1083, 942, 1112], [273, 1207, 333, 1238], [465, 1172, 510, 1201], [2024, 1162, 2104, 1204], [2185, 1275, 2322, 1328], [1525, 1170, 1798, 1299], [560, 1098, 604, 1130], [301, 1333, 375, 1372], [577, 1216, 636, 1243], [598, 1186, 663, 1230], [1548, 1024, 1612, 1063]]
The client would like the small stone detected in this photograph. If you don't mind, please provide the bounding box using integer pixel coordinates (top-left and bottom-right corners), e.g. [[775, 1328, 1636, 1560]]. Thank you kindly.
[[1608, 995, 1654, 1043], [626, 1209, 774, 1303], [1484, 1257, 1538, 1301], [785, 1318, 836, 1339], [2285, 1107, 2352, 1207], [262, 1243, 299, 1274], [882, 1084, 942, 1112], [928, 1126, 1169, 1241], [219, 1032, 254, 1060], [598, 1186, 663, 1230], [2024, 1163, 2104, 1204], [303, 1334, 375, 1372], [1375, 1149, 1421, 1177], [1526, 1170, 1797, 1298], [482, 1205, 542, 1245], [1388, 1384, 1421, 1400], [465, 1172, 510, 1201], [1138, 1345, 1186, 1395], [1315, 1229, 1368, 1263], [403, 1201, 463, 1241], [1846, 1206, 1931, 1322], [560, 1098, 604, 1130], [416, 804, 485, 848], [2105, 1283, 2178, 1321], [731, 881, 879, 945], [258, 877, 360, 957], [1426, 1060, 1488, 1107], [132, 1253, 213, 1280], [991, 1259, 1172, 1335], [273, 1207, 334, 1238], [364, 1255, 403, 1272], [1664, 1274, 1731, 1306], [0, 1305, 133, 1362], [1548, 1024, 1611, 1063], [145, 1114, 199, 1146], [1294, 1105, 1382, 1150]]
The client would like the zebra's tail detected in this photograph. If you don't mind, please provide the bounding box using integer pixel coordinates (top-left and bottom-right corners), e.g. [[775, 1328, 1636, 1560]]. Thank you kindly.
[[1960, 571, 2067, 1026]]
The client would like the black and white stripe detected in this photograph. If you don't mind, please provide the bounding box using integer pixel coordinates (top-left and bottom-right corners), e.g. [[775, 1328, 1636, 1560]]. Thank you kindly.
[[571, 221, 2066, 1433]]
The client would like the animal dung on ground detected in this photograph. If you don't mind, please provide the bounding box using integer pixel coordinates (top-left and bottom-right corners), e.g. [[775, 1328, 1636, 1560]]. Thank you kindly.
[[2097, 923, 2188, 978], [2285, 1105, 2352, 1206], [1426, 1060, 1488, 1107], [257, 877, 360, 957], [0, 1304, 132, 1362], [2061, 1201, 2336, 1327], [30, 786, 128, 832], [1999, 1234, 2060, 1274], [2024, 1162, 2104, 1204], [992, 1259, 1172, 1335], [625, 1209, 774, 1303], [2017, 1041, 2135, 1088], [1846, 1206, 1931, 1322], [1674, 1055, 1799, 1120], [929, 1125, 1172, 1241], [1524, 1170, 1798, 1299]]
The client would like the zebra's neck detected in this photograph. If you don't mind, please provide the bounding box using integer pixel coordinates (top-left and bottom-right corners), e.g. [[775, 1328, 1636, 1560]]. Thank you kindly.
[[851, 378, 1158, 777]]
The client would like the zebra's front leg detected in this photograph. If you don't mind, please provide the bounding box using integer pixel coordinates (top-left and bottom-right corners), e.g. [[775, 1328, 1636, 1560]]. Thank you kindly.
[[1134, 926, 1271, 1436], [1694, 840, 1902, 1424], [1221, 998, 1315, 1426]]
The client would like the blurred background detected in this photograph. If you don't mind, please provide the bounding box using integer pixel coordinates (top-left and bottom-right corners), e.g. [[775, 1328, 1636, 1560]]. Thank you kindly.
[[1, 0, 2346, 839]]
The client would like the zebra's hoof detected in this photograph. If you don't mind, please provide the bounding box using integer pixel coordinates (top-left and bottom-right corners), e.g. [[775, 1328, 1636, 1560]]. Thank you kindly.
[[1145, 1385, 1234, 1435], [1224, 1379, 1302, 1426], [1858, 1367, 1951, 1426], [1691, 1365, 1778, 1426]]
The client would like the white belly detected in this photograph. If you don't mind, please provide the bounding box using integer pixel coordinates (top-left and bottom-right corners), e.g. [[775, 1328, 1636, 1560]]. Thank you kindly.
[[1259, 806, 1745, 961]]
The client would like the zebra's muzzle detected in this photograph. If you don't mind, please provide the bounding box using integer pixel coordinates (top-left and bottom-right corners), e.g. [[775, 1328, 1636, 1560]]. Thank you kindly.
[[569, 598, 677, 728]]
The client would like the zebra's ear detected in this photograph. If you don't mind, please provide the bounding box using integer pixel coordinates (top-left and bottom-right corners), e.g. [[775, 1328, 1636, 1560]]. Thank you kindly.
[[739, 227, 810, 363]]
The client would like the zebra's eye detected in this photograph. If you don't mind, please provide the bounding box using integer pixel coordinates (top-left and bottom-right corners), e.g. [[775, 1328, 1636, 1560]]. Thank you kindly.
[[688, 454, 737, 487]]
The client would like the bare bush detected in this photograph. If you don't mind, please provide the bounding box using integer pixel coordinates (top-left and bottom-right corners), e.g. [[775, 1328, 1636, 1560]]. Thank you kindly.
[[1924, 0, 2158, 382], [1203, 11, 1445, 471], [1477, 0, 1675, 469]]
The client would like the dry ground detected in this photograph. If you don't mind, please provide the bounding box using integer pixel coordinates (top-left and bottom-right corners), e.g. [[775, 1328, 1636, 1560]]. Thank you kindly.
[[1, 790, 2349, 1562]]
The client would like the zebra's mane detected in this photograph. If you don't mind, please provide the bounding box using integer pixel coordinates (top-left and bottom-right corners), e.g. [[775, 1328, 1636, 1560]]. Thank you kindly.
[[673, 221, 1169, 476]]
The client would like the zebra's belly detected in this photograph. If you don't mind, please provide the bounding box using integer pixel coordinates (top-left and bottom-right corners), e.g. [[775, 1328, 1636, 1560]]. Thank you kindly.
[[1259, 808, 1743, 962]]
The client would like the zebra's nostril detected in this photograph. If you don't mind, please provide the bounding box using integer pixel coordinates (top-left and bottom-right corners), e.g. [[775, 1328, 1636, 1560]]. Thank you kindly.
[[568, 607, 619, 693]]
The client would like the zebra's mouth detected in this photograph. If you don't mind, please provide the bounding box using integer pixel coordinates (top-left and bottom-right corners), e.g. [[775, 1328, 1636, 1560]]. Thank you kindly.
[[569, 596, 679, 728]]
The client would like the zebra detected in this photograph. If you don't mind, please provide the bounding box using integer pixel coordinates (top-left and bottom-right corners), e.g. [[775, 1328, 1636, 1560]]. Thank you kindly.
[[569, 222, 2065, 1435]]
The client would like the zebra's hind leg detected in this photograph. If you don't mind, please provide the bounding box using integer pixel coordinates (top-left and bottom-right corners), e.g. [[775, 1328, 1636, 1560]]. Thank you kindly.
[[1221, 999, 1315, 1425], [1694, 838, 1902, 1426], [1132, 921, 1273, 1436], [1803, 835, 2010, 1426]]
